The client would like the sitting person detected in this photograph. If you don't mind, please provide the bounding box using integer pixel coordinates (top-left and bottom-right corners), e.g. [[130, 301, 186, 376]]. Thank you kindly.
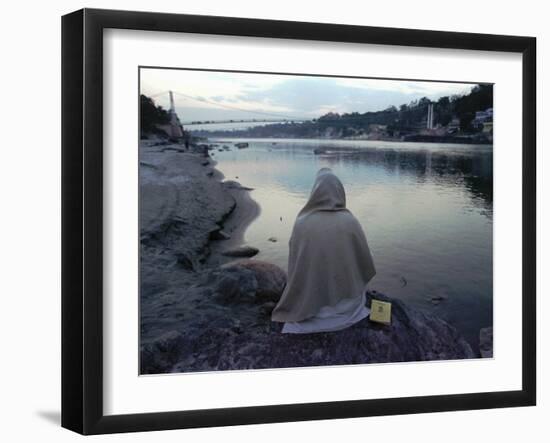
[[271, 168, 376, 333]]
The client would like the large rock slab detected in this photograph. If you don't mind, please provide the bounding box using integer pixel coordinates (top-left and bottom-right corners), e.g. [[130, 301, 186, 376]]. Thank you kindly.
[[140, 260, 475, 374]]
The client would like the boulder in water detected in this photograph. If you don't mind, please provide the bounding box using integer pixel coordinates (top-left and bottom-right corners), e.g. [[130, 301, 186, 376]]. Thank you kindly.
[[221, 246, 259, 258]]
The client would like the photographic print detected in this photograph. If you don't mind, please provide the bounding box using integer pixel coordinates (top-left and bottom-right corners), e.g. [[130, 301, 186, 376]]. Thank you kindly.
[[139, 67, 494, 375]]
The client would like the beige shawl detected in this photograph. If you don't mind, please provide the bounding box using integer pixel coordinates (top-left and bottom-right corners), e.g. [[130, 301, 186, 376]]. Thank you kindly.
[[271, 168, 376, 323]]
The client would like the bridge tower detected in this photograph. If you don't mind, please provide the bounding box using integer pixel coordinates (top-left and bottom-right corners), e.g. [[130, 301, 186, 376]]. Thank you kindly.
[[169, 90, 176, 113], [426, 102, 434, 130], [167, 90, 185, 138]]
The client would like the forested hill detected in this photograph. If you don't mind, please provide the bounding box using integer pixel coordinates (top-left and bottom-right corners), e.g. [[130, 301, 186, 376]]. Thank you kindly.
[[140, 94, 170, 134]]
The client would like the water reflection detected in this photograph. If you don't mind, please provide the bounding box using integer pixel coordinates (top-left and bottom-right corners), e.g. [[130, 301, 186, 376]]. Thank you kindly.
[[211, 138, 493, 352], [304, 147, 493, 217]]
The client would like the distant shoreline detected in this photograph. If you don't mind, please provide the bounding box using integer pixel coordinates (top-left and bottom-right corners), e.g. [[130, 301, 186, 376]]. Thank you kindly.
[[204, 135, 493, 147]]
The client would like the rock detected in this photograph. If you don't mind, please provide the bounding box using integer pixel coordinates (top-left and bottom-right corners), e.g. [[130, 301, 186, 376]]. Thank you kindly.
[[210, 229, 231, 240], [223, 180, 239, 189], [192, 144, 210, 156], [223, 181, 254, 191], [479, 326, 493, 358], [213, 271, 258, 303], [141, 288, 475, 374], [428, 294, 447, 305], [259, 301, 277, 316], [235, 142, 249, 149], [223, 180, 242, 189], [221, 246, 259, 258], [140, 331, 193, 374], [268, 237, 277, 242], [222, 260, 287, 302]]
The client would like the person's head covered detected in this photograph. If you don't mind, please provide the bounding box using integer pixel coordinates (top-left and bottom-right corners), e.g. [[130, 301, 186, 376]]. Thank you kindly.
[[298, 167, 346, 217]]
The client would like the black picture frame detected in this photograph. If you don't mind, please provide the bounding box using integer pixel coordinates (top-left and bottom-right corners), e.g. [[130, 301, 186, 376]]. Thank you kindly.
[[62, 8, 536, 435]]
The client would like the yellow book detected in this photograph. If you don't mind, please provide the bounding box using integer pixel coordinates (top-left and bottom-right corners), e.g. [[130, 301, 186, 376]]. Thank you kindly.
[[369, 299, 392, 325]]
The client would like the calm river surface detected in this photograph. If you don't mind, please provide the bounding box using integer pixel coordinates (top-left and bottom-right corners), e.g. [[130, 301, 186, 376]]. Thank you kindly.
[[211, 138, 493, 351]]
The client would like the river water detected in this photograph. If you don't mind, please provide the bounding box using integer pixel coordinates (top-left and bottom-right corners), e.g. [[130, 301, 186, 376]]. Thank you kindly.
[[211, 138, 493, 351]]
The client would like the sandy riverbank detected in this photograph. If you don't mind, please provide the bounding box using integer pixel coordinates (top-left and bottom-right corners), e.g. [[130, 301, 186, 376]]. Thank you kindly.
[[139, 140, 262, 349], [207, 182, 261, 265], [140, 140, 260, 268]]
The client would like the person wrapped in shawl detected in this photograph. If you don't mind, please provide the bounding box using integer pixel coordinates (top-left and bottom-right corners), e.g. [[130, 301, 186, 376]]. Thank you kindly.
[[271, 168, 376, 333]]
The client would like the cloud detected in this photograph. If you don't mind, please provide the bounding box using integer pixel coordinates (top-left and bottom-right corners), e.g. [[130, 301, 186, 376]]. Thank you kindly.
[[335, 78, 472, 97], [237, 76, 473, 117], [140, 67, 477, 121]]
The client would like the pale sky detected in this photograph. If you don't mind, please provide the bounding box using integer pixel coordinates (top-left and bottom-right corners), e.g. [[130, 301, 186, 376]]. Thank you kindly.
[[140, 67, 476, 122]]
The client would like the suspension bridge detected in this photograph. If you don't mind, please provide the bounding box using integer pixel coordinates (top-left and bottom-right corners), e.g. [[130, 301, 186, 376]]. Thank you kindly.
[[148, 90, 310, 129], [146, 90, 437, 138]]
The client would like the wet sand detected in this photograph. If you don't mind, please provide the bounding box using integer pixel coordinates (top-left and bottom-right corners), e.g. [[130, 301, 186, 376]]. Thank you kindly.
[[207, 179, 261, 266]]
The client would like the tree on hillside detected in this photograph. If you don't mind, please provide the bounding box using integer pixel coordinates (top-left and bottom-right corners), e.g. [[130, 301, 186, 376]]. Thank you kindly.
[[140, 94, 170, 133]]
